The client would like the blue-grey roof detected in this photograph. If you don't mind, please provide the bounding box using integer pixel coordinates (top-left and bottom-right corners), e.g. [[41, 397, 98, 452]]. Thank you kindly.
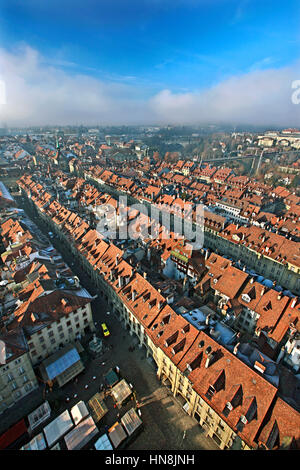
[[45, 347, 80, 380]]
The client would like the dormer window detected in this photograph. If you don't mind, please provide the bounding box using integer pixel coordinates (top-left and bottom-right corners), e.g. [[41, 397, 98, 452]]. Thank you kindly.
[[205, 385, 215, 400], [223, 402, 233, 417], [181, 324, 190, 334]]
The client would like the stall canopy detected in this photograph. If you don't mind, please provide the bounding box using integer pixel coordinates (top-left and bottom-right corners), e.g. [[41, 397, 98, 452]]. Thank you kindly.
[[70, 401, 89, 426], [111, 378, 132, 405], [94, 433, 113, 451], [108, 422, 127, 448], [27, 401, 51, 432], [88, 393, 108, 423], [64, 416, 98, 450], [42, 344, 84, 387], [121, 408, 142, 436], [0, 419, 27, 450], [104, 368, 119, 387], [43, 410, 73, 447], [21, 433, 47, 450]]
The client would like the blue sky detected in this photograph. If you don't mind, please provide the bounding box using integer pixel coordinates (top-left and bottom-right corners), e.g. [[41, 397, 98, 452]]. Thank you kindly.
[[0, 0, 300, 126]]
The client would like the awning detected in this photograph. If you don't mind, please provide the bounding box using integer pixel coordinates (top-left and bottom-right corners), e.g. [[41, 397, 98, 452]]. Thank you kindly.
[[0, 419, 27, 449]]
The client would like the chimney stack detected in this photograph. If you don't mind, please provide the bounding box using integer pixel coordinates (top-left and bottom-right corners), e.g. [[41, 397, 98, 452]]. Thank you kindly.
[[205, 351, 215, 368], [118, 275, 124, 288], [233, 342, 240, 355], [291, 298, 297, 309]]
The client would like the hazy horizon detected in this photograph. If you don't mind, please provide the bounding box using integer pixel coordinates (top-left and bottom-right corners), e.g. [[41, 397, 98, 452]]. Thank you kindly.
[[0, 0, 300, 128]]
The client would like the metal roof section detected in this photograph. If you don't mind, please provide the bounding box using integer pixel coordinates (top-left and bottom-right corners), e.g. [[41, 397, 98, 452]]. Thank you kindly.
[[111, 378, 132, 405], [121, 408, 142, 436], [94, 433, 113, 450], [27, 401, 51, 432], [70, 401, 89, 426], [64, 416, 98, 450], [45, 347, 80, 380], [88, 393, 108, 423], [20, 433, 47, 450], [108, 422, 127, 448], [43, 410, 73, 447]]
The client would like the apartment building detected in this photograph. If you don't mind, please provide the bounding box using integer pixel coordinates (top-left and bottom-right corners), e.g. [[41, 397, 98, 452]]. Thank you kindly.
[[17, 174, 300, 450], [9, 288, 95, 367], [0, 328, 38, 414], [216, 224, 300, 294]]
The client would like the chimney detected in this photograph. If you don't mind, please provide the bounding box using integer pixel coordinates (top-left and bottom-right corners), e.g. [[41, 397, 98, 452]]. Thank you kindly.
[[132, 289, 137, 302], [250, 277, 254, 284], [291, 298, 297, 308], [261, 287, 265, 296], [205, 351, 214, 368], [143, 272, 147, 279], [233, 342, 240, 355], [116, 253, 119, 266], [118, 275, 124, 288], [205, 313, 211, 325]]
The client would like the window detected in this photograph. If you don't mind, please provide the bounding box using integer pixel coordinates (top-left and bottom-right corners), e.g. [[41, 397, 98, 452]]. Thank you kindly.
[[31, 350, 37, 356], [59, 333, 65, 339], [39, 337, 45, 343], [205, 385, 215, 401], [48, 331, 54, 337], [50, 338, 55, 345], [58, 325, 63, 332], [25, 383, 32, 392], [75, 323, 80, 329], [68, 328, 73, 334], [212, 433, 222, 446], [66, 321, 71, 327], [218, 420, 225, 431]]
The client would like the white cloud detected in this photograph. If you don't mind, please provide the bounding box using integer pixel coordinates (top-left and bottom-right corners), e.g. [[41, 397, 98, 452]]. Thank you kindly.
[[150, 64, 300, 126], [0, 44, 299, 127]]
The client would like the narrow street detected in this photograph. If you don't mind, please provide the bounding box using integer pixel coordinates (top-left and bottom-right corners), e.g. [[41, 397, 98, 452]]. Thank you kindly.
[[11, 195, 218, 450]]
